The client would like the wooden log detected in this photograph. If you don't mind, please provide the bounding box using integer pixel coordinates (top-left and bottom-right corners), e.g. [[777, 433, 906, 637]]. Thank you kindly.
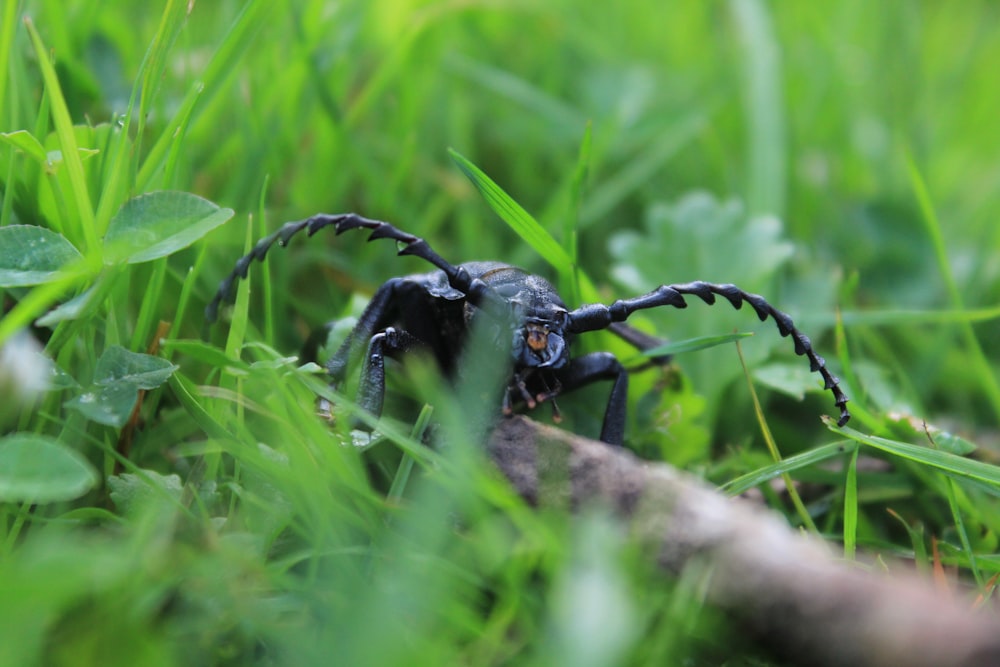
[[487, 416, 1000, 667]]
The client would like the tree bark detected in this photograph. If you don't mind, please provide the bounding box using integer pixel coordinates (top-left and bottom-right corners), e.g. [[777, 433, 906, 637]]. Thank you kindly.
[[487, 416, 1000, 667]]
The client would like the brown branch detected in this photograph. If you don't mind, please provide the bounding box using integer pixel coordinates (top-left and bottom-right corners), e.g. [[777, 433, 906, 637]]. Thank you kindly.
[[487, 416, 1000, 667]]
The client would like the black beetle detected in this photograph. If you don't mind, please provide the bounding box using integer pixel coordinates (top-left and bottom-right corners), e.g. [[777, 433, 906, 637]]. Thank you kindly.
[[206, 213, 849, 445]]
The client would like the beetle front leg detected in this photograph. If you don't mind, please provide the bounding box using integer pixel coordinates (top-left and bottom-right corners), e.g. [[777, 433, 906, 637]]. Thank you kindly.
[[306, 276, 428, 424], [555, 352, 629, 446], [355, 327, 419, 421], [319, 326, 420, 427]]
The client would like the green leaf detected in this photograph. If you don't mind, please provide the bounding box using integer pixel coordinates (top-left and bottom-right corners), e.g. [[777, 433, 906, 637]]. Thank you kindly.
[[160, 339, 251, 374], [0, 225, 83, 287], [833, 423, 1000, 487], [843, 446, 860, 560], [885, 412, 978, 456], [609, 193, 799, 410], [0, 433, 99, 503], [754, 361, 836, 401], [886, 507, 929, 573], [25, 17, 98, 251], [103, 191, 234, 264], [34, 284, 99, 327], [638, 331, 753, 358], [932, 431, 978, 457], [64, 383, 140, 427], [64, 346, 178, 427], [721, 441, 855, 496], [611, 193, 794, 296], [167, 373, 239, 442], [449, 148, 573, 279], [0, 130, 48, 164], [107, 470, 183, 514], [93, 345, 178, 389]]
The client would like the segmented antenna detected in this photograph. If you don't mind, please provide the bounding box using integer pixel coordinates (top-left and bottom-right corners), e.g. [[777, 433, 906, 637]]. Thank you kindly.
[[568, 280, 850, 426]]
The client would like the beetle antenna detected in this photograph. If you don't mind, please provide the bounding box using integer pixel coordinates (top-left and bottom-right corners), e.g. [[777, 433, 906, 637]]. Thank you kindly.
[[205, 213, 507, 322], [566, 281, 850, 426]]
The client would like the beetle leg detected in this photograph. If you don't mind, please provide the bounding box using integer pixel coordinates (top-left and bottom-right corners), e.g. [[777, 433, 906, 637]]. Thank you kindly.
[[534, 376, 563, 406], [504, 371, 565, 423], [534, 375, 564, 423], [304, 277, 434, 426], [554, 352, 629, 446], [317, 326, 418, 425], [354, 327, 420, 421], [321, 277, 411, 383], [549, 399, 562, 424], [566, 282, 850, 427], [502, 386, 514, 416], [512, 369, 538, 409]]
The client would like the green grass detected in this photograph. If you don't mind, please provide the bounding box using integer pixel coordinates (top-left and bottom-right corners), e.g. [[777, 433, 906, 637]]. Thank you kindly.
[[3, 0, 1000, 664]]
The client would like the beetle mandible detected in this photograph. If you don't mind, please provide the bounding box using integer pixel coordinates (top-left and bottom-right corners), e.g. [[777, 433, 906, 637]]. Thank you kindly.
[[206, 213, 850, 445]]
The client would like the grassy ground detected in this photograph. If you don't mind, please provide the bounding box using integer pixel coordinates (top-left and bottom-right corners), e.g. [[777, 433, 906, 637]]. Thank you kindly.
[[2, 0, 1000, 664]]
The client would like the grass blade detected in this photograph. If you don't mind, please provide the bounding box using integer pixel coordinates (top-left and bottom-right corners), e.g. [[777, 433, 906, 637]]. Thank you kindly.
[[843, 446, 859, 560], [721, 441, 856, 496], [944, 476, 982, 587], [906, 156, 1000, 423], [737, 339, 818, 532], [23, 17, 97, 252], [580, 110, 706, 228], [136, 0, 271, 191], [449, 148, 573, 280], [837, 305, 1000, 326], [832, 423, 1000, 488], [730, 0, 785, 217], [638, 331, 754, 358], [0, 0, 17, 123], [558, 123, 592, 306]]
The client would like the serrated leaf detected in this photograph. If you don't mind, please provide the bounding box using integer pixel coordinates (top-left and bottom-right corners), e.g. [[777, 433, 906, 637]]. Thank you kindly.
[[0, 433, 99, 503], [611, 193, 794, 295], [103, 191, 234, 264], [107, 470, 183, 514], [608, 192, 801, 412], [0, 225, 83, 286]]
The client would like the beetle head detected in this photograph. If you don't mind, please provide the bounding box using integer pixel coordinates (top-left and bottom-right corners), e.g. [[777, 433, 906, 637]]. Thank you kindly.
[[511, 314, 569, 370]]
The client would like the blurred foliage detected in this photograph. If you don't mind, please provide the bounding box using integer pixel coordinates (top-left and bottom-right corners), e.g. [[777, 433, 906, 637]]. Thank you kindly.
[[2, 0, 1000, 665]]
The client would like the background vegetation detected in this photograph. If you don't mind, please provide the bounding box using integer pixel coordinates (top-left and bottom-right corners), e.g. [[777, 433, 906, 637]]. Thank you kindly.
[[2, 0, 999, 664]]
